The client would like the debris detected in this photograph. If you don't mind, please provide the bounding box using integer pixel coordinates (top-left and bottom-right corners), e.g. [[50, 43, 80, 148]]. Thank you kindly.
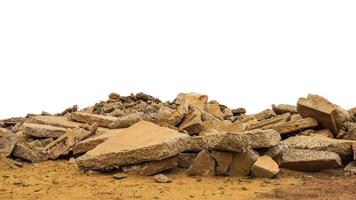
[[344, 161, 356, 175], [251, 156, 279, 178], [267, 117, 318, 135], [210, 150, 233, 175], [22, 123, 67, 138], [187, 150, 215, 176], [228, 148, 260, 176], [231, 108, 246, 115], [174, 92, 208, 110], [12, 143, 48, 163], [177, 153, 197, 169], [204, 132, 248, 152], [153, 174, 172, 183], [238, 129, 281, 148], [178, 108, 202, 135], [272, 104, 297, 115], [205, 102, 224, 120], [278, 148, 342, 172], [0, 131, 18, 157], [113, 173, 128, 180], [108, 113, 148, 129], [122, 156, 178, 176], [28, 115, 83, 129], [70, 112, 118, 127]]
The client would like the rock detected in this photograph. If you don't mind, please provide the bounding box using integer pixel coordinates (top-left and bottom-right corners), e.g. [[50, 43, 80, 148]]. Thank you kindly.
[[281, 135, 355, 159], [22, 123, 67, 138], [12, 143, 48, 163], [199, 120, 243, 136], [68, 157, 76, 164], [352, 143, 356, 160], [187, 150, 215, 176], [238, 129, 281, 149], [201, 110, 221, 122], [70, 112, 118, 127], [178, 108, 202, 135], [205, 102, 224, 120], [278, 148, 342, 172], [251, 156, 279, 178], [344, 161, 356, 175], [156, 105, 188, 126], [177, 153, 197, 169], [174, 92, 208, 110], [204, 132, 248, 152], [228, 148, 260, 176], [122, 156, 178, 176], [113, 173, 128, 180], [29, 138, 54, 148], [210, 150, 233, 175], [0, 131, 18, 157], [247, 113, 291, 130], [73, 129, 126, 155], [76, 121, 189, 171], [272, 104, 297, 115], [314, 129, 334, 138], [265, 144, 289, 160], [342, 122, 356, 140], [267, 117, 318, 135], [231, 108, 246, 115], [153, 174, 172, 183], [184, 136, 205, 152], [253, 109, 276, 121], [28, 115, 83, 129], [44, 124, 97, 159], [108, 113, 148, 129], [297, 94, 349, 135]]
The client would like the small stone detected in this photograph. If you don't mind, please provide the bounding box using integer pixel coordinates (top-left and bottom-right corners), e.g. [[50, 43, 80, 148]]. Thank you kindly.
[[68, 157, 76, 164], [113, 173, 128, 180], [153, 174, 172, 183], [252, 156, 280, 178]]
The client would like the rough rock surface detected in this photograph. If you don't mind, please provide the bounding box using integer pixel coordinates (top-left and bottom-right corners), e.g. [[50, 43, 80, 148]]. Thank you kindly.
[[28, 115, 83, 128], [0, 131, 18, 157], [174, 92, 208, 110], [70, 112, 118, 127], [344, 161, 356, 175], [22, 123, 67, 138], [228, 148, 260, 176], [278, 148, 342, 171], [199, 120, 242, 136], [251, 156, 279, 178], [272, 104, 297, 115], [153, 174, 172, 183], [204, 132, 248, 152], [210, 150, 233, 175], [122, 156, 178, 176], [238, 129, 281, 148], [177, 153, 197, 169], [178, 108, 202, 135], [77, 121, 189, 171], [267, 118, 318, 135], [108, 113, 147, 129], [297, 94, 349, 135], [187, 150, 215, 176], [12, 143, 48, 163]]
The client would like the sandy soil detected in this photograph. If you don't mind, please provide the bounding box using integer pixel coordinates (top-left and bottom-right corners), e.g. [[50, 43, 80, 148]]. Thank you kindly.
[[0, 160, 355, 200]]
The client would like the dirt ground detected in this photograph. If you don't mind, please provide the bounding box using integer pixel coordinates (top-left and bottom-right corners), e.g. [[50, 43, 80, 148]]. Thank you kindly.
[[1, 160, 356, 200]]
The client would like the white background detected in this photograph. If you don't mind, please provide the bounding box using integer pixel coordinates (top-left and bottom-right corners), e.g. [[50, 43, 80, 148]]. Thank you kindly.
[[0, 1, 355, 119]]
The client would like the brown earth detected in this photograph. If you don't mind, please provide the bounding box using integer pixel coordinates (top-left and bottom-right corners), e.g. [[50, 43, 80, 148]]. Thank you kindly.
[[1, 160, 356, 200]]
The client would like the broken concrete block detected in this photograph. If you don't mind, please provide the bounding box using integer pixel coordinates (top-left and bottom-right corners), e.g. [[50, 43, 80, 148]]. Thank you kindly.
[[122, 156, 178, 176], [28, 115, 83, 128], [73, 129, 126, 155], [187, 150, 215, 176], [297, 94, 349, 135], [267, 117, 318, 135], [228, 148, 260, 176], [0, 131, 18, 157], [76, 121, 189, 171], [204, 132, 248, 152], [253, 109, 276, 121], [251, 155, 279, 178], [272, 104, 297, 115], [238, 129, 281, 149], [70, 112, 118, 127], [22, 123, 67, 138], [156, 105, 188, 126], [281, 135, 355, 159], [44, 124, 97, 159], [12, 143, 48, 163], [178, 108, 202, 135], [205, 102, 224, 120], [278, 148, 342, 172], [108, 113, 148, 129], [177, 153, 197, 169], [210, 150, 233, 175], [247, 113, 291, 130], [174, 92, 208, 110]]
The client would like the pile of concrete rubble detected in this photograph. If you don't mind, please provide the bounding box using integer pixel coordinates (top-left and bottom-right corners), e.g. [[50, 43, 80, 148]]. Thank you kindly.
[[1, 92, 356, 178]]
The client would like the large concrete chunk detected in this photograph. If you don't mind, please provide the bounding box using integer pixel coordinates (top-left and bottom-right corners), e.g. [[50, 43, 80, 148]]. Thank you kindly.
[[187, 150, 215, 176], [210, 150, 233, 175], [28, 115, 83, 128], [12, 143, 48, 163], [76, 121, 189, 171], [174, 92, 208, 110], [238, 129, 281, 149], [122, 156, 178, 176], [281, 135, 355, 159], [73, 129, 126, 155], [203, 132, 248, 152], [178, 108, 202, 135], [70, 112, 118, 127], [267, 117, 318, 135], [205, 102, 224, 120], [278, 148, 342, 172], [252, 155, 279, 178], [297, 94, 349, 135], [22, 123, 67, 138], [228, 148, 260, 176], [0, 131, 18, 157]]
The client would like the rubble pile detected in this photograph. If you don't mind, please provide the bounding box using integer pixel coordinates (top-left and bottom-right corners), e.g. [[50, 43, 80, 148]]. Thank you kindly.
[[1, 92, 356, 179]]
